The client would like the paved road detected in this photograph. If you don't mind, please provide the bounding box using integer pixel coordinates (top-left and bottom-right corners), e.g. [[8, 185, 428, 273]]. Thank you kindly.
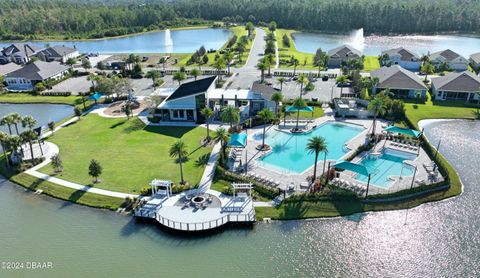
[[241, 27, 267, 72]]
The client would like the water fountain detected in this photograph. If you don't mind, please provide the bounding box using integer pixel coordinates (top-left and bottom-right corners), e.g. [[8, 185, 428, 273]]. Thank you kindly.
[[348, 28, 365, 51], [164, 29, 173, 53]]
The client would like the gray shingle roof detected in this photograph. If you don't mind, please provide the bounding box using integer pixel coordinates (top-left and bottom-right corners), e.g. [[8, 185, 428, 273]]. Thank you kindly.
[[5, 61, 69, 81], [251, 81, 276, 100], [382, 47, 419, 61], [1, 43, 42, 58], [37, 46, 77, 58], [328, 45, 362, 58], [371, 65, 427, 90], [470, 52, 480, 64], [429, 49, 464, 62], [431, 71, 480, 92]]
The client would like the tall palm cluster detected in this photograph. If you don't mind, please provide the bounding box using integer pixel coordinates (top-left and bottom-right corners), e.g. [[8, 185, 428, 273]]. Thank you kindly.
[[0, 113, 41, 168]]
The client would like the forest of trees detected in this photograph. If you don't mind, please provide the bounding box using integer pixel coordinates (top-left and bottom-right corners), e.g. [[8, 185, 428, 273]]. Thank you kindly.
[[1, 0, 479, 40]]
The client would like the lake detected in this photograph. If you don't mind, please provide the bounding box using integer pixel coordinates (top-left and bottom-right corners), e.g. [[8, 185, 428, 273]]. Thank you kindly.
[[0, 103, 73, 134], [0, 119, 479, 277], [0, 28, 232, 54], [293, 29, 480, 57]]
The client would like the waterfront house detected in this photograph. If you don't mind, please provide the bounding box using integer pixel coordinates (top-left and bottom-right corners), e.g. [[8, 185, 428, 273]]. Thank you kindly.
[[428, 49, 469, 71], [0, 43, 43, 65], [431, 71, 480, 102], [469, 52, 480, 72], [36, 46, 80, 63], [370, 65, 427, 98], [381, 47, 422, 71], [156, 77, 276, 123], [4, 61, 69, 91], [0, 63, 22, 76], [327, 45, 362, 68]]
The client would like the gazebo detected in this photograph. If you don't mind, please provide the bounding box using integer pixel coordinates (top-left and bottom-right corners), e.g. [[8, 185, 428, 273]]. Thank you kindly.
[[150, 179, 173, 197], [227, 132, 248, 173], [334, 160, 373, 198], [232, 183, 252, 199]]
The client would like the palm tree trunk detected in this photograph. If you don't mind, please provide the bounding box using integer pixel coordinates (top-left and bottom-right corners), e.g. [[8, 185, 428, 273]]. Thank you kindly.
[[313, 153, 318, 181], [322, 152, 327, 176], [262, 124, 266, 147], [7, 125, 12, 135], [280, 82, 283, 91], [296, 110, 300, 129], [1, 143, 9, 168], [372, 114, 377, 137], [206, 122, 210, 140], [29, 141, 34, 161], [179, 154, 184, 184], [14, 124, 19, 135], [275, 103, 278, 117]]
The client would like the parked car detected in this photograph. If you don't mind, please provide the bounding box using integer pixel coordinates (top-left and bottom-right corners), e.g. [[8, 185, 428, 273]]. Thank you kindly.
[[322, 75, 329, 81]]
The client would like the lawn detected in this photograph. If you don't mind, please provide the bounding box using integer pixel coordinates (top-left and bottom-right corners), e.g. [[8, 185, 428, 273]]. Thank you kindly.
[[283, 106, 325, 119], [0, 92, 92, 108], [363, 56, 381, 71], [39, 115, 212, 194], [276, 28, 316, 70]]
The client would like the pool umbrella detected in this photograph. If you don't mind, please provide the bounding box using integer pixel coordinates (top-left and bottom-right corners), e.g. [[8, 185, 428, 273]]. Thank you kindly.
[[285, 106, 314, 113], [334, 160, 373, 199], [88, 92, 104, 104], [228, 132, 248, 174], [384, 126, 422, 138]]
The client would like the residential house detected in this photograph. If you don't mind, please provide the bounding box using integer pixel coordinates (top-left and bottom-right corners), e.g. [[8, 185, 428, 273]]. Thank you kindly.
[[370, 65, 427, 98], [156, 77, 276, 123], [428, 49, 469, 71], [469, 52, 480, 72], [36, 46, 80, 63], [327, 45, 362, 68], [381, 47, 422, 71], [431, 71, 480, 102], [0, 43, 43, 65], [0, 63, 22, 76], [4, 61, 69, 91]]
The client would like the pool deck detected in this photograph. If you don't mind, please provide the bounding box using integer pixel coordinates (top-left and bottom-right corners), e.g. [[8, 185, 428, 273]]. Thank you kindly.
[[230, 108, 383, 191], [135, 189, 255, 231]]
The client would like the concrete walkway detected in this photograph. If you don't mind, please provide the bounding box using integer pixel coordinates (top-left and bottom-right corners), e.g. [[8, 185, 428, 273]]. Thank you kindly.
[[198, 141, 222, 192]]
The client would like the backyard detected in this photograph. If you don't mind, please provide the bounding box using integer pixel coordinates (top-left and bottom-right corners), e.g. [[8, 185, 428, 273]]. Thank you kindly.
[[39, 115, 212, 193]]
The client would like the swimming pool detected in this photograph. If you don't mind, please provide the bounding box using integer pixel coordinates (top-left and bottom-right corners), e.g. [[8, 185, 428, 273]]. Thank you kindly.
[[257, 122, 364, 173], [355, 149, 416, 188]]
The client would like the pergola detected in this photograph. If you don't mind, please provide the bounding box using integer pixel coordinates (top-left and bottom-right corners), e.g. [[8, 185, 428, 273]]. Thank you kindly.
[[232, 183, 252, 199], [150, 179, 173, 197], [227, 132, 248, 173], [334, 160, 373, 198]]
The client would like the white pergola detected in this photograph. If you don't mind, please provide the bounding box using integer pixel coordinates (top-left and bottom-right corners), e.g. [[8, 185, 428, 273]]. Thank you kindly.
[[232, 183, 252, 199], [150, 179, 173, 197]]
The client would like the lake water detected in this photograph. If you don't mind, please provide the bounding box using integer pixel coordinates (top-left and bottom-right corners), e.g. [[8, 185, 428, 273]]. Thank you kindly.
[[0, 28, 232, 54], [0, 118, 479, 277], [293, 31, 480, 57], [0, 103, 73, 134]]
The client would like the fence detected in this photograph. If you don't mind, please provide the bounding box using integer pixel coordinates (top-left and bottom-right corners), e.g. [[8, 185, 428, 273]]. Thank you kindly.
[[273, 71, 337, 79], [162, 69, 227, 76]]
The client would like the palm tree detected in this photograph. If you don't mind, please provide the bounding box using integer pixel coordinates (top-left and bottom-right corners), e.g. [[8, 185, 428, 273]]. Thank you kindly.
[[306, 136, 328, 185], [213, 57, 226, 81], [0, 114, 14, 135], [265, 54, 274, 76], [220, 106, 240, 130], [278, 77, 286, 91], [421, 62, 435, 82], [223, 50, 234, 75], [190, 68, 201, 80], [368, 96, 387, 137], [200, 107, 214, 141], [214, 127, 229, 165], [169, 140, 188, 185], [173, 71, 186, 86], [20, 130, 37, 161], [21, 115, 37, 131], [297, 75, 307, 97], [0, 131, 11, 168], [270, 92, 284, 117], [8, 135, 22, 163], [9, 113, 22, 135], [292, 97, 307, 130], [336, 75, 350, 97], [257, 62, 268, 83], [257, 108, 274, 149], [292, 58, 299, 75]]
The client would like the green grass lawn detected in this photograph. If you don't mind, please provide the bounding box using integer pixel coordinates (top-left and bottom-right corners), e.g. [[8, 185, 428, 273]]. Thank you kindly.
[[283, 106, 325, 119], [39, 115, 212, 193], [276, 29, 316, 70], [0, 93, 92, 107], [363, 56, 381, 71]]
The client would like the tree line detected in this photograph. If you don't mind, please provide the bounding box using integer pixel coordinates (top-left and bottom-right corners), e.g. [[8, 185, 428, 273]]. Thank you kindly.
[[1, 0, 479, 41]]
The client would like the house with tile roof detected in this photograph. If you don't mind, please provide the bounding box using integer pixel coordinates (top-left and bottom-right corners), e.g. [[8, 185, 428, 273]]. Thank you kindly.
[[4, 61, 69, 91], [381, 47, 422, 71], [370, 65, 427, 99], [327, 45, 362, 68], [431, 71, 480, 102], [428, 49, 469, 71]]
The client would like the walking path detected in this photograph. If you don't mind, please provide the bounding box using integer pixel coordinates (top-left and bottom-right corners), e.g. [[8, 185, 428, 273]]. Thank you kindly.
[[197, 142, 222, 191]]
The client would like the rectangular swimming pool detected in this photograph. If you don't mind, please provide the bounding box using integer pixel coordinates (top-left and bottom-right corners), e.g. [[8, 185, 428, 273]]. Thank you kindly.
[[355, 149, 416, 188], [257, 122, 364, 173]]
